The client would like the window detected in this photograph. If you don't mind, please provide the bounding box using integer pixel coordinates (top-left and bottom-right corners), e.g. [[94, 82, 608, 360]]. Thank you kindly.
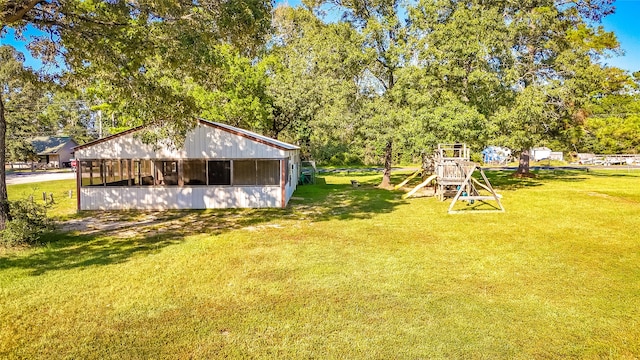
[[256, 160, 280, 185], [105, 160, 130, 186], [81, 160, 103, 187], [122, 160, 131, 185], [155, 160, 179, 185], [104, 160, 118, 185], [233, 160, 280, 186], [79, 158, 284, 188], [134, 160, 154, 186], [183, 160, 207, 185], [208, 160, 231, 185], [233, 160, 256, 185]]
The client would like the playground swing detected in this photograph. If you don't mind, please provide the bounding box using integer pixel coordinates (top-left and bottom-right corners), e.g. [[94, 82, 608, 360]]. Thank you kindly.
[[401, 144, 504, 214]]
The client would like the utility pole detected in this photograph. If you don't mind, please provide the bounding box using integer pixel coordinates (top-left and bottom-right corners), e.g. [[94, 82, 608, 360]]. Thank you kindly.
[[98, 110, 102, 139]]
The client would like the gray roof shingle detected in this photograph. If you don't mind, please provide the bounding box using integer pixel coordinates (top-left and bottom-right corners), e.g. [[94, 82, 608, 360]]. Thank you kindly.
[[30, 136, 77, 155]]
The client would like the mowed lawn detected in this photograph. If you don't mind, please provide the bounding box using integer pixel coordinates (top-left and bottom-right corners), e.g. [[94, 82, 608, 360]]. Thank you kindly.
[[1, 170, 639, 358]]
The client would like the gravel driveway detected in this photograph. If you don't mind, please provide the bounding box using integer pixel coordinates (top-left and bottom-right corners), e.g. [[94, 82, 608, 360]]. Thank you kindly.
[[6, 171, 76, 185]]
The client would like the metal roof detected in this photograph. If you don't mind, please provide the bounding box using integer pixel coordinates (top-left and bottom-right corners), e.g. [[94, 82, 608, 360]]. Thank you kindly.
[[198, 119, 300, 151], [73, 119, 300, 152], [30, 136, 77, 155]]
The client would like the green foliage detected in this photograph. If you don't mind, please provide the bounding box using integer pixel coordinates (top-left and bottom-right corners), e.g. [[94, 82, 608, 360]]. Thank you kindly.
[[581, 94, 640, 153], [1, 170, 639, 357], [6, 139, 37, 163], [2, 0, 273, 146], [270, 0, 622, 176], [1, 0, 626, 185], [8, 179, 79, 220], [410, 0, 511, 116], [37, 90, 95, 143], [188, 45, 272, 135], [0, 199, 51, 247]]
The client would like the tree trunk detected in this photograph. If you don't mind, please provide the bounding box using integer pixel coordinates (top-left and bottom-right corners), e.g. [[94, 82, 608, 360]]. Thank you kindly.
[[379, 140, 393, 189], [514, 149, 533, 177], [0, 94, 10, 230]]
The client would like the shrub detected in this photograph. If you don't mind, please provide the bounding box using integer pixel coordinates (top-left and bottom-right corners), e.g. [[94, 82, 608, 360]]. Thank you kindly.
[[1, 199, 52, 247]]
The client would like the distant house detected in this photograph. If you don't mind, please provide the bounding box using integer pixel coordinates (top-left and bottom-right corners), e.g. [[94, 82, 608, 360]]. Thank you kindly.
[[73, 119, 301, 210], [549, 152, 564, 161], [30, 136, 78, 168], [482, 146, 511, 165], [530, 147, 564, 162], [530, 147, 552, 161], [577, 153, 596, 164]]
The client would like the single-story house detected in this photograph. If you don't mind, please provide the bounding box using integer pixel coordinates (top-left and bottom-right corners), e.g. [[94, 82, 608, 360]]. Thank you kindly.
[[30, 136, 78, 168], [73, 119, 300, 210], [481, 146, 511, 165], [549, 151, 563, 161], [530, 147, 552, 161]]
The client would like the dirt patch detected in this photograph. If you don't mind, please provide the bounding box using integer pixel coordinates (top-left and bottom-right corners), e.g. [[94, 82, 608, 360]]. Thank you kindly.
[[60, 213, 162, 234], [6, 171, 75, 185], [511, 172, 537, 179], [57, 210, 285, 239], [243, 224, 283, 231]]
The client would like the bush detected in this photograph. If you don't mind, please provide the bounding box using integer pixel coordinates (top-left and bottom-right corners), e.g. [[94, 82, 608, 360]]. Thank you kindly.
[[1, 199, 51, 247]]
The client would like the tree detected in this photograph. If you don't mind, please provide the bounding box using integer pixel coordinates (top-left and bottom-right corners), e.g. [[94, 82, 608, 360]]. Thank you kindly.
[[495, 1, 617, 176], [6, 139, 37, 164], [582, 93, 640, 154], [303, 0, 410, 188], [403, 0, 513, 161], [0, 45, 40, 228], [267, 5, 367, 160], [0, 0, 272, 229], [37, 89, 94, 143], [409, 0, 512, 117]]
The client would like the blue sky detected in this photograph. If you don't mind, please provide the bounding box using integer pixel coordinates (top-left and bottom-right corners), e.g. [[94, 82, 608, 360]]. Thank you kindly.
[[601, 0, 640, 73], [1, 0, 639, 73]]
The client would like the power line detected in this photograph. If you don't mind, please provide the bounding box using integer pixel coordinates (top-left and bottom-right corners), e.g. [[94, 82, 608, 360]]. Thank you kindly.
[[3, 101, 93, 109]]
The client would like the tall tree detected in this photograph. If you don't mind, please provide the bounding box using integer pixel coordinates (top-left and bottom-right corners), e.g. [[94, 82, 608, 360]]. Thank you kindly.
[[582, 92, 640, 154], [305, 0, 409, 188], [409, 0, 512, 117], [0, 46, 37, 228], [496, 0, 617, 176], [1, 0, 272, 228], [267, 5, 366, 160], [404, 0, 512, 159]]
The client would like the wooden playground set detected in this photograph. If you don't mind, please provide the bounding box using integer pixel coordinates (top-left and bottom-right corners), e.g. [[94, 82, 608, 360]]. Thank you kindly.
[[396, 144, 504, 214]]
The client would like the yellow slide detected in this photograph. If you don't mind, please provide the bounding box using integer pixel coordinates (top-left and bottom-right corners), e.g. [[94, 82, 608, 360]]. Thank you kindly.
[[394, 170, 422, 190], [402, 174, 437, 199]]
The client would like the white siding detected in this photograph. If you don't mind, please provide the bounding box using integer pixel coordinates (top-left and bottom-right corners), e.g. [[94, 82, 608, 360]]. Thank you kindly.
[[284, 150, 300, 204], [75, 125, 288, 160], [80, 186, 281, 210], [76, 122, 300, 210], [59, 141, 77, 165]]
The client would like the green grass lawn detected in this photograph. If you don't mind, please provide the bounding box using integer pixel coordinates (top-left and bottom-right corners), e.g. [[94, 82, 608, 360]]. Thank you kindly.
[[6, 179, 78, 220], [1, 170, 639, 358]]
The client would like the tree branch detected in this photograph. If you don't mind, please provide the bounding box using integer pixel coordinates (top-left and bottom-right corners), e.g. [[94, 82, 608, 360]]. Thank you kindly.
[[2, 0, 46, 23]]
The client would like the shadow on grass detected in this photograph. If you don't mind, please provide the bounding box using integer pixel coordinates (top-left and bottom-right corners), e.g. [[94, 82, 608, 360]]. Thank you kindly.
[[482, 169, 589, 190], [0, 175, 407, 275], [587, 171, 640, 178], [392, 168, 591, 192], [2, 168, 603, 275]]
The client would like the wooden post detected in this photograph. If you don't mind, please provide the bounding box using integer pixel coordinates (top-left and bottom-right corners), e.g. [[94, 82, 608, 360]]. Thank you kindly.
[[49, 193, 55, 204], [43, 192, 47, 203], [69, 190, 73, 199]]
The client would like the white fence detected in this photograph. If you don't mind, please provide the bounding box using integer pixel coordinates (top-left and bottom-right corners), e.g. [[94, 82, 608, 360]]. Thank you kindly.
[[577, 154, 640, 165]]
